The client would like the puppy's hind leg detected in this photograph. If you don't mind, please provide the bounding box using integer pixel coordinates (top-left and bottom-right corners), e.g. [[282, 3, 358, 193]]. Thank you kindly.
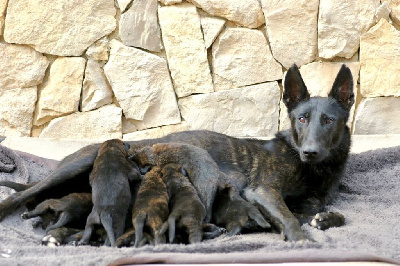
[[166, 216, 176, 244], [45, 212, 72, 233], [100, 212, 115, 247], [134, 213, 146, 247], [79, 212, 99, 245], [21, 199, 56, 219], [183, 218, 202, 244]]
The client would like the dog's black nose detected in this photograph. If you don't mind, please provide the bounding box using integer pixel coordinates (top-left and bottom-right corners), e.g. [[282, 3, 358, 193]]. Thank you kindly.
[[303, 149, 318, 157]]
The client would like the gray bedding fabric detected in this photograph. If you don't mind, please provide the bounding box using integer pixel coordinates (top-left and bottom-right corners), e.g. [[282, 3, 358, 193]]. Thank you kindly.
[[0, 145, 399, 265]]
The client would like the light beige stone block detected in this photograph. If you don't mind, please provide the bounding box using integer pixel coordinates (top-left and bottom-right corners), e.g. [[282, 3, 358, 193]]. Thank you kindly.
[[104, 40, 181, 130], [81, 60, 113, 112], [178, 82, 280, 137], [158, 3, 213, 97], [39, 104, 122, 140], [318, 0, 380, 59], [4, 0, 116, 56], [0, 0, 7, 35], [212, 28, 282, 91], [262, 0, 319, 69], [360, 19, 400, 97], [86, 37, 109, 61], [120, 0, 163, 52], [0, 43, 49, 90], [353, 97, 400, 134], [200, 15, 226, 49], [35, 57, 86, 126], [186, 0, 264, 28], [0, 87, 37, 137]]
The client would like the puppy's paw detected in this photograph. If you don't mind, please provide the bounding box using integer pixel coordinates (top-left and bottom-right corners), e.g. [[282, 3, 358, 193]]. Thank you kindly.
[[202, 223, 226, 240], [311, 211, 345, 230], [21, 212, 29, 219], [42, 235, 61, 247]]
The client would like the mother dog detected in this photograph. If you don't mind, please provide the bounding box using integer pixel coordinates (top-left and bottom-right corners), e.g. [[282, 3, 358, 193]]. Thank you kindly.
[[0, 64, 354, 242]]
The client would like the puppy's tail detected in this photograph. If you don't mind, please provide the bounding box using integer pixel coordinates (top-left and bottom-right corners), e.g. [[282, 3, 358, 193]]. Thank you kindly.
[[100, 212, 115, 247]]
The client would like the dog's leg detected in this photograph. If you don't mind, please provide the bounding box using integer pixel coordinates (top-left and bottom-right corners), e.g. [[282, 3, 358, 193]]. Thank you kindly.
[[100, 212, 115, 247], [167, 216, 176, 243], [42, 227, 82, 247], [290, 197, 345, 230], [21, 199, 56, 219], [45, 212, 72, 233], [310, 212, 345, 230], [244, 186, 309, 242], [202, 223, 226, 240], [115, 228, 135, 247], [79, 212, 99, 245], [0, 144, 101, 221], [134, 213, 146, 247]]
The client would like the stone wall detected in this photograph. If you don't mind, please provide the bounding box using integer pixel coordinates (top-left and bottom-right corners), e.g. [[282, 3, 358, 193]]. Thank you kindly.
[[0, 0, 399, 140]]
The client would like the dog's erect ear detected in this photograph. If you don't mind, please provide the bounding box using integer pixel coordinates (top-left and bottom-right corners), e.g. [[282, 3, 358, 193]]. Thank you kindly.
[[283, 64, 310, 112], [328, 64, 354, 111]]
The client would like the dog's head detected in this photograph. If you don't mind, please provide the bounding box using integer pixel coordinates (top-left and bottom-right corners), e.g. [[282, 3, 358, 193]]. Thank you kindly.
[[283, 64, 354, 164]]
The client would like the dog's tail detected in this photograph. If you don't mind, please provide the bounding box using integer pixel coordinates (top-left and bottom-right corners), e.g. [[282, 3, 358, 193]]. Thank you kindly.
[[134, 212, 146, 247], [100, 212, 115, 247], [0, 180, 37, 192]]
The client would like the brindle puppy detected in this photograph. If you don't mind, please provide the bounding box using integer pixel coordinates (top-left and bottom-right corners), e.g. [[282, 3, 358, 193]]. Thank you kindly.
[[132, 166, 169, 247], [132, 143, 218, 222], [21, 192, 92, 232], [79, 139, 140, 247], [159, 164, 206, 244], [212, 188, 270, 236]]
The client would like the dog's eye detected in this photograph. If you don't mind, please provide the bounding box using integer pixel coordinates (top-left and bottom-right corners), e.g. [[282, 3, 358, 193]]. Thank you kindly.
[[299, 116, 306, 123], [325, 118, 334, 125]]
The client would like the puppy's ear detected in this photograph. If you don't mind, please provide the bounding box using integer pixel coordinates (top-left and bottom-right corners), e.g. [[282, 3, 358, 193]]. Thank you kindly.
[[283, 64, 310, 112], [123, 142, 131, 152], [328, 64, 354, 111]]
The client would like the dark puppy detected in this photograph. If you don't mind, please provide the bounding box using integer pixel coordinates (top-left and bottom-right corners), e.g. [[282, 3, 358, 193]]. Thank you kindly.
[[132, 166, 169, 247], [79, 139, 140, 247], [159, 164, 206, 244], [21, 192, 92, 232], [212, 188, 270, 236]]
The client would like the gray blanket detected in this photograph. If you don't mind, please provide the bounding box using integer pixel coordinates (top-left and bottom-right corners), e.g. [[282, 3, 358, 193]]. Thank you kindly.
[[0, 145, 399, 265]]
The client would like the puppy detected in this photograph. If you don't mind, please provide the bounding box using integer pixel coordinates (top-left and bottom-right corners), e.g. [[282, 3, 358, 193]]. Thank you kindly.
[[132, 166, 169, 247], [21, 192, 92, 232], [131, 143, 221, 223], [79, 139, 141, 247], [159, 164, 206, 244], [212, 188, 271, 236]]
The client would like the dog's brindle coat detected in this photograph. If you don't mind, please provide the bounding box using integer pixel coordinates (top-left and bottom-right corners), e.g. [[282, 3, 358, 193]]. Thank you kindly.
[[21, 192, 92, 233], [0, 64, 353, 242], [132, 166, 169, 247], [159, 164, 206, 244]]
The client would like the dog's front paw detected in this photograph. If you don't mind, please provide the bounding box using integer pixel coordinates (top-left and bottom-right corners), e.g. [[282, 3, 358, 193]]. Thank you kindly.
[[42, 235, 61, 247], [20, 212, 29, 219], [311, 211, 345, 230]]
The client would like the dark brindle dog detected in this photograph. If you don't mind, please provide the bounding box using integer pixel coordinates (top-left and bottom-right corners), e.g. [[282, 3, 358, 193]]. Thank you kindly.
[[0, 64, 353, 242]]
